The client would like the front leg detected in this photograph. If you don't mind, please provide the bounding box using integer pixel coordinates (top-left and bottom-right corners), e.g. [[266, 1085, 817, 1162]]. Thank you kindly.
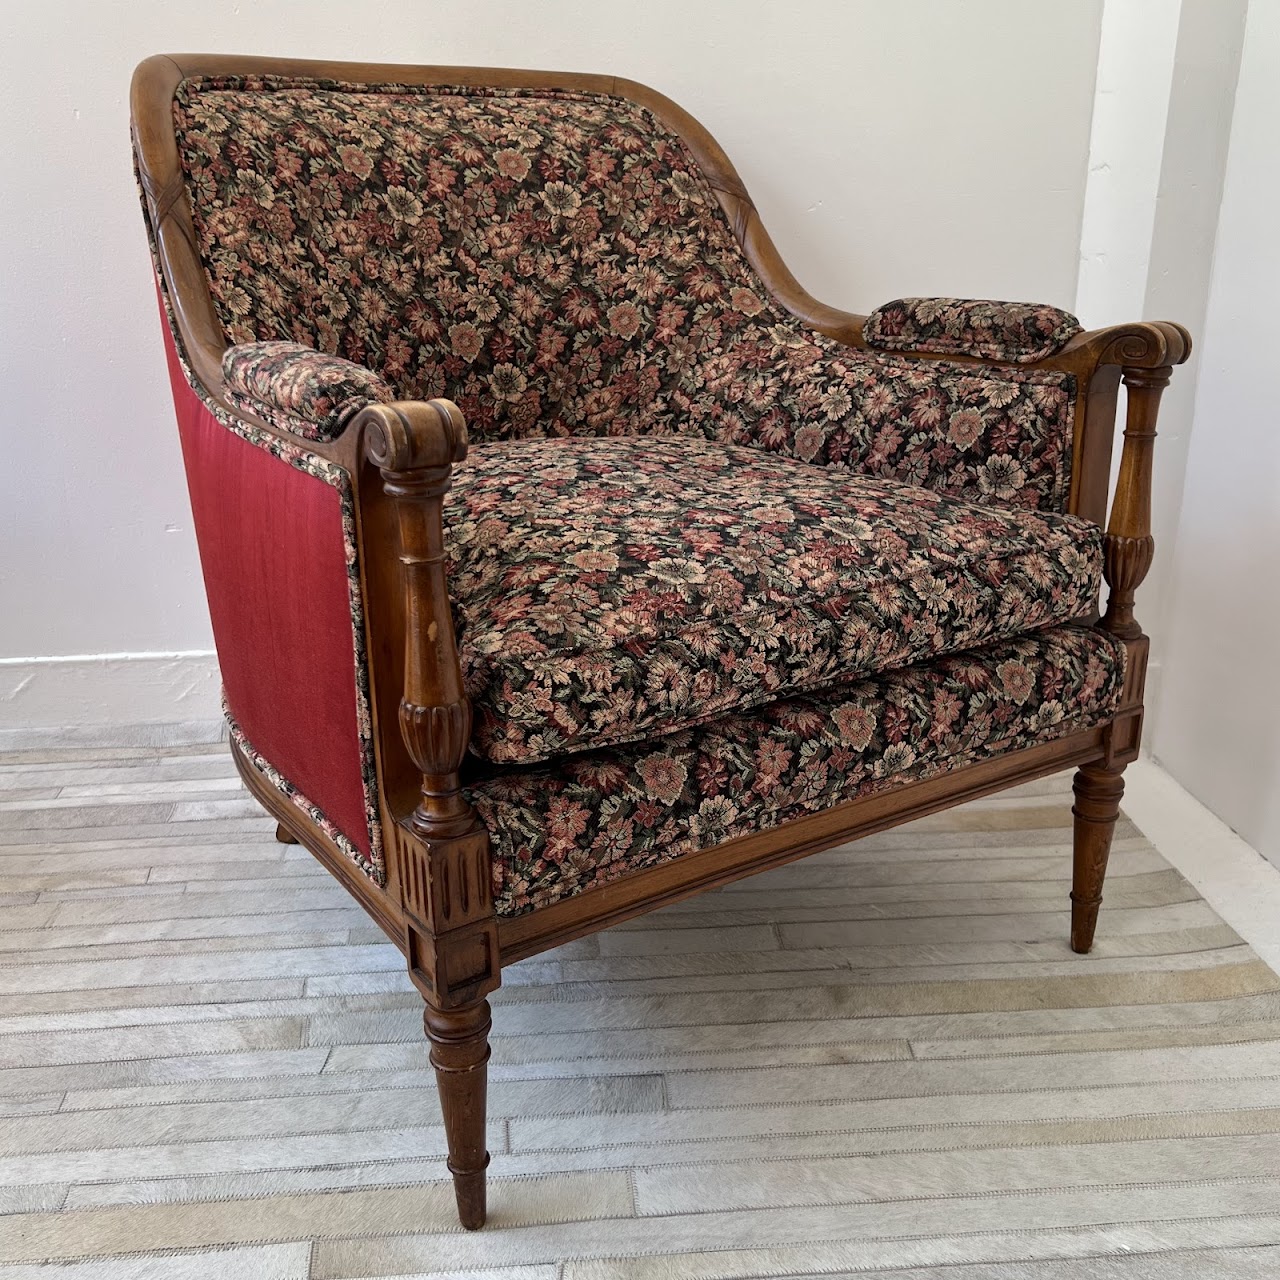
[[425, 998, 492, 1230], [361, 399, 501, 1228], [398, 827, 500, 1231], [1070, 763, 1126, 953]]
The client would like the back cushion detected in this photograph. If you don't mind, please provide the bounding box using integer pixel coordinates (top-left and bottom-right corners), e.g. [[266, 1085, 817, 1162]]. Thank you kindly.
[[173, 76, 1077, 512]]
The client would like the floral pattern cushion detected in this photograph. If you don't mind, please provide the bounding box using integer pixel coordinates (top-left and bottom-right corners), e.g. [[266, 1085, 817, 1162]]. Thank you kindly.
[[222, 341, 393, 440], [467, 624, 1126, 917], [673, 330, 1076, 511], [446, 436, 1103, 765], [172, 76, 1077, 512], [863, 298, 1083, 365]]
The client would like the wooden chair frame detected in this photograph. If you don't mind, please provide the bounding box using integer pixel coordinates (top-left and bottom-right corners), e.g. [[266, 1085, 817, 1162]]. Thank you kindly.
[[131, 53, 1190, 1229]]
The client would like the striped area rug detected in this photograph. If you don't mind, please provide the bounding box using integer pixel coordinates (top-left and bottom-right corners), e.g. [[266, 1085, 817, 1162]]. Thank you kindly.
[[2, 741, 1280, 1278]]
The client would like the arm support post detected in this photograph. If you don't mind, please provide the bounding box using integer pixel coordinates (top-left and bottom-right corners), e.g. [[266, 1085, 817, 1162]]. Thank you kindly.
[[357, 398, 500, 1007], [361, 398, 475, 842], [1088, 320, 1191, 753], [1101, 365, 1170, 642], [1092, 365, 1170, 770]]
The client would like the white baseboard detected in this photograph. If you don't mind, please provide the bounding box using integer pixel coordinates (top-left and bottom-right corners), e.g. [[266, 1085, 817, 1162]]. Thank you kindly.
[[0, 652, 224, 748], [1123, 758, 1280, 966]]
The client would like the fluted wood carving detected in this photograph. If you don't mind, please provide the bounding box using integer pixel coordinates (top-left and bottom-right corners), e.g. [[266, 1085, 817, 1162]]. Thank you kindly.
[[395, 828, 493, 936], [1102, 535, 1155, 641], [399, 700, 474, 838]]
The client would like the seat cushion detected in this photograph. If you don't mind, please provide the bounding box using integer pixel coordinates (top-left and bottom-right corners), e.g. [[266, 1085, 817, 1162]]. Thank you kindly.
[[446, 436, 1103, 765], [466, 624, 1126, 917]]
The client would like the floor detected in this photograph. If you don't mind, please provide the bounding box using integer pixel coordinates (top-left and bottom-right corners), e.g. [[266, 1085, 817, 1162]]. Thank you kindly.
[[1, 738, 1280, 1278]]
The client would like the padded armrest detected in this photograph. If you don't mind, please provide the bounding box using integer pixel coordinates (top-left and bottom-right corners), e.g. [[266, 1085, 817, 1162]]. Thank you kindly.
[[863, 298, 1082, 365], [221, 341, 393, 441]]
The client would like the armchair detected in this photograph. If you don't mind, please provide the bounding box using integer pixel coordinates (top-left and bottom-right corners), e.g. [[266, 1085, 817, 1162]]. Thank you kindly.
[[130, 55, 1189, 1230]]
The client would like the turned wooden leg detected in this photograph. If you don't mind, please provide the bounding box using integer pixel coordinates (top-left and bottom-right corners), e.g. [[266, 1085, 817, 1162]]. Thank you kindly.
[[425, 998, 491, 1229], [1071, 763, 1126, 954], [274, 821, 299, 845]]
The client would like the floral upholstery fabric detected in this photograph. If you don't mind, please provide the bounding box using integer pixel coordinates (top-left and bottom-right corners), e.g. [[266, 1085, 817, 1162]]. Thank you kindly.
[[467, 624, 1126, 916], [172, 76, 1077, 513], [446, 436, 1103, 765], [863, 298, 1083, 365], [222, 341, 393, 440], [672, 333, 1075, 511]]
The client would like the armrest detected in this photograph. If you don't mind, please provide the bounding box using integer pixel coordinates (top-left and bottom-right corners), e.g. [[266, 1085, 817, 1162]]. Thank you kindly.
[[355, 398, 475, 839], [222, 340, 393, 441], [863, 297, 1082, 364]]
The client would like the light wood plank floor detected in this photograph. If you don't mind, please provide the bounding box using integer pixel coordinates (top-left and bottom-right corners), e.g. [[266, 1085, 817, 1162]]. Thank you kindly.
[[2, 741, 1279, 1278]]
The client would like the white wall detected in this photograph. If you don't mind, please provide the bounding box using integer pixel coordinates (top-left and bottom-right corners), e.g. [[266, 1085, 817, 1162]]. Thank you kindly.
[[1152, 0, 1280, 867], [0, 0, 1104, 727], [1074, 0, 1248, 727], [1075, 0, 1182, 331]]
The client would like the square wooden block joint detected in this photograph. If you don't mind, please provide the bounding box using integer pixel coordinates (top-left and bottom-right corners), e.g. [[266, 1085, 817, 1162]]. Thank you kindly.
[[406, 918, 500, 1004]]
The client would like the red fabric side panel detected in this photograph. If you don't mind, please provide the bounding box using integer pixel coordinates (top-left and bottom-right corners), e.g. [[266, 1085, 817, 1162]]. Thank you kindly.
[[161, 323, 372, 860]]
